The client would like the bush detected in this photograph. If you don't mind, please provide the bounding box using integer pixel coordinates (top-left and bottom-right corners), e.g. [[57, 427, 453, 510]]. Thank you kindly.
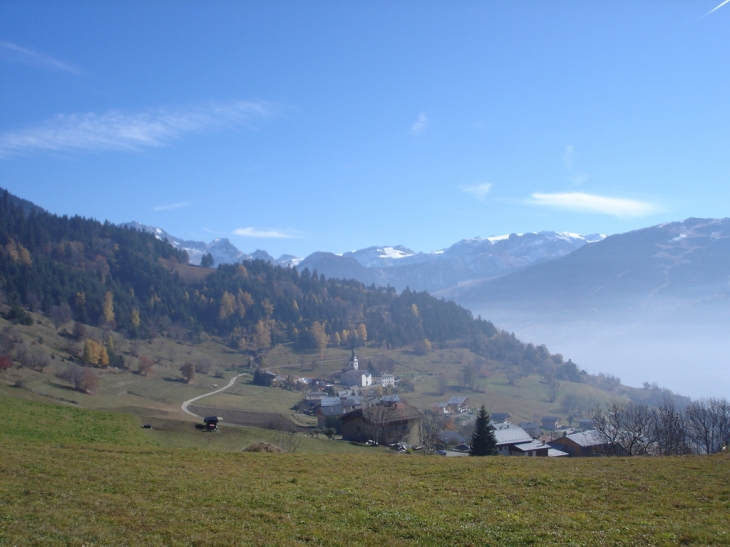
[[242, 442, 284, 453]]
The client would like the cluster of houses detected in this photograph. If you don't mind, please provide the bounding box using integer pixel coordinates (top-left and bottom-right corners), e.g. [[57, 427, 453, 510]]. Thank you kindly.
[[299, 352, 608, 457]]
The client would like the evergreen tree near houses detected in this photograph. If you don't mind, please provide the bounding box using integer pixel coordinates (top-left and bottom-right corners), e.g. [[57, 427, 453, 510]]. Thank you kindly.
[[469, 405, 498, 456]]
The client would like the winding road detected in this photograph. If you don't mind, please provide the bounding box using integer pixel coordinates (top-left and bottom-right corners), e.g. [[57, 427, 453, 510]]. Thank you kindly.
[[180, 373, 245, 419]]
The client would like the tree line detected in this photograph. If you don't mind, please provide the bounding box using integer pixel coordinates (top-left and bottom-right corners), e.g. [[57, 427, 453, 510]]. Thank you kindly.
[[593, 397, 730, 456]]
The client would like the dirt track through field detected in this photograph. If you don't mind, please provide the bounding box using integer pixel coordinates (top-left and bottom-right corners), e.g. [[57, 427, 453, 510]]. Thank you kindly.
[[180, 374, 307, 432], [180, 373, 245, 419]]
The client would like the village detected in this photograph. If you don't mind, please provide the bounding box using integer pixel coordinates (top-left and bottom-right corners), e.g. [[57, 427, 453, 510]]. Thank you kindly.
[[253, 349, 606, 458]]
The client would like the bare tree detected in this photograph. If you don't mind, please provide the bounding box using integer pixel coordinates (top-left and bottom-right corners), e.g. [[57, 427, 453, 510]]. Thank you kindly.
[[685, 398, 730, 454], [361, 402, 391, 445], [593, 401, 656, 456], [421, 413, 444, 455], [273, 429, 303, 453], [50, 304, 72, 331], [437, 374, 448, 396], [15, 344, 50, 372], [462, 363, 478, 391], [57, 364, 99, 394], [653, 397, 690, 456]]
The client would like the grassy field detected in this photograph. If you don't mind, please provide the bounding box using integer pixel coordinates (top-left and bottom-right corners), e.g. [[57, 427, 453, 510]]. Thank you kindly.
[[1, 434, 728, 545], [1, 399, 729, 546]]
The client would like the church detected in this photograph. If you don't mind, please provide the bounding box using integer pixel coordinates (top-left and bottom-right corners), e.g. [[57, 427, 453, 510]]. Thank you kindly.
[[339, 349, 373, 387]]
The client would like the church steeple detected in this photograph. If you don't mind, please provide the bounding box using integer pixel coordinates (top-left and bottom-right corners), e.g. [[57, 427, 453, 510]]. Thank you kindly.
[[350, 349, 358, 370]]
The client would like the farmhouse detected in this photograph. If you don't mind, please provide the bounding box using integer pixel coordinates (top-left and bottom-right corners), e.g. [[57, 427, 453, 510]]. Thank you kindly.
[[541, 416, 561, 431], [519, 422, 542, 438], [446, 396, 470, 413], [489, 422, 536, 456], [549, 430, 609, 457], [341, 401, 423, 446]]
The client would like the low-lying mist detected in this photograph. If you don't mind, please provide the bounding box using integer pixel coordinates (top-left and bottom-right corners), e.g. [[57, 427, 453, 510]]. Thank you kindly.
[[471, 305, 730, 400]]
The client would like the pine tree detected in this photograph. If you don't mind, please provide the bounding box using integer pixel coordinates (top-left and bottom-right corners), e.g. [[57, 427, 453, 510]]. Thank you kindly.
[[469, 405, 498, 456]]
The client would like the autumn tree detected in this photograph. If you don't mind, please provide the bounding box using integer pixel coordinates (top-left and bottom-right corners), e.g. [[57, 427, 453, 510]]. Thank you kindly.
[[82, 339, 109, 367], [102, 291, 115, 326], [253, 320, 271, 349], [138, 355, 154, 376]]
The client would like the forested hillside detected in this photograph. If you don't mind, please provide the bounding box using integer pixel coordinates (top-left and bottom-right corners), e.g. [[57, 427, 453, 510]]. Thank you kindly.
[[0, 188, 586, 383]]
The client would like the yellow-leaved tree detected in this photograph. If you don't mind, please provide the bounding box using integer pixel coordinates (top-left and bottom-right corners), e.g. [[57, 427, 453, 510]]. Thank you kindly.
[[82, 339, 109, 367], [102, 291, 115, 325]]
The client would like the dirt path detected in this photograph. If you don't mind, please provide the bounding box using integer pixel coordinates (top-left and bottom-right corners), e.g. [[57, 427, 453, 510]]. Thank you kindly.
[[180, 374, 245, 419]]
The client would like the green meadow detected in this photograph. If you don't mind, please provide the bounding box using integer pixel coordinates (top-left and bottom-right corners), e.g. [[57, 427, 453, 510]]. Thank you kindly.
[[1, 397, 729, 546]]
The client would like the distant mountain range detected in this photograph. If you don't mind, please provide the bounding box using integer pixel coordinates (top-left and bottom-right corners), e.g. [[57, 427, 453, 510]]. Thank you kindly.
[[447, 218, 730, 313], [451, 218, 730, 400], [120, 222, 298, 268], [122, 221, 604, 293]]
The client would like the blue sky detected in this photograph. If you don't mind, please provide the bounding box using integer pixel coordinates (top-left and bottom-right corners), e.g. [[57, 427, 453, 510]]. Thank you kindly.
[[1, 1, 729, 259]]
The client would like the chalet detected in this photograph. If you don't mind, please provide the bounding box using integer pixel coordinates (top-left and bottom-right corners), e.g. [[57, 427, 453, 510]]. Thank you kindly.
[[578, 418, 594, 431], [490, 412, 510, 423], [509, 440, 550, 457], [306, 391, 328, 402], [341, 401, 423, 446], [316, 405, 346, 429], [433, 402, 449, 414], [446, 396, 470, 414], [549, 430, 609, 457], [519, 422, 542, 438], [541, 416, 561, 431], [491, 423, 540, 456]]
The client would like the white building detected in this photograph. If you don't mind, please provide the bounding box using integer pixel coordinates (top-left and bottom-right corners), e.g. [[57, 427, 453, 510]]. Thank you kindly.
[[340, 350, 373, 387], [373, 374, 395, 387]]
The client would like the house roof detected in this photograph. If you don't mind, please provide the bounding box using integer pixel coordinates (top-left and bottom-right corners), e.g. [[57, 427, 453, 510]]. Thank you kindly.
[[319, 397, 342, 407], [447, 396, 469, 405], [439, 431, 467, 444], [548, 448, 569, 457], [511, 440, 547, 452], [559, 430, 605, 447], [541, 416, 560, 422], [341, 403, 423, 425], [493, 425, 533, 446], [318, 405, 344, 417], [490, 412, 510, 422], [519, 422, 541, 429]]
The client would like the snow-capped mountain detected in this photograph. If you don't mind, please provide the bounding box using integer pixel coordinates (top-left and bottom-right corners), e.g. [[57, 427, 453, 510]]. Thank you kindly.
[[120, 222, 298, 267], [122, 221, 603, 293], [299, 231, 605, 293]]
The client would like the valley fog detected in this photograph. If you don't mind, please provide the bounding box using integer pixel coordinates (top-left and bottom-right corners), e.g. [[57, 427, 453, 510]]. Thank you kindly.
[[472, 306, 730, 400]]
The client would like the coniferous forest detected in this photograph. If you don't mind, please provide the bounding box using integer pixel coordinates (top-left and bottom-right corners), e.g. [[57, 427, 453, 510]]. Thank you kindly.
[[0, 188, 579, 380]]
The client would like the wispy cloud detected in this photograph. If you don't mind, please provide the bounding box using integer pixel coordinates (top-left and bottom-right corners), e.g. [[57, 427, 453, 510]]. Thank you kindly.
[[234, 227, 296, 239], [0, 41, 82, 75], [410, 112, 429, 136], [460, 183, 493, 200], [0, 100, 277, 159], [530, 192, 659, 217], [153, 201, 192, 211]]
